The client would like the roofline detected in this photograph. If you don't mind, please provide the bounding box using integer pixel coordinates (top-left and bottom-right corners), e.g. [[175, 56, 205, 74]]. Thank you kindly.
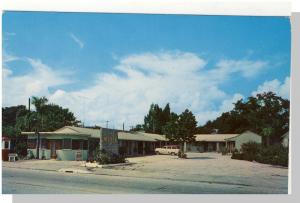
[[224, 130, 260, 141], [21, 132, 91, 137]]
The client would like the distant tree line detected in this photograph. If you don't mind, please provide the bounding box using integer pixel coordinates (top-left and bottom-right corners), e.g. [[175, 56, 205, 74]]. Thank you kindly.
[[133, 92, 289, 146], [2, 96, 80, 137], [197, 92, 289, 145]]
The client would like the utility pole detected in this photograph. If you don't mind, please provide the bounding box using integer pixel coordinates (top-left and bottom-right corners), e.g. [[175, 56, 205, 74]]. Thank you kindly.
[[106, 120, 109, 128], [123, 122, 125, 131], [28, 98, 31, 111]]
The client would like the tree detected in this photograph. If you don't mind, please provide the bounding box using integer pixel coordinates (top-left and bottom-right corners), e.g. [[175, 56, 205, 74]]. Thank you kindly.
[[197, 91, 289, 145], [162, 112, 179, 141], [177, 109, 197, 143], [143, 103, 165, 134], [2, 105, 28, 127], [3, 96, 80, 133], [31, 96, 49, 130]]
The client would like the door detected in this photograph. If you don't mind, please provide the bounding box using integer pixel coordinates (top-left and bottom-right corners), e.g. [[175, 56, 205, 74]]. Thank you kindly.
[[50, 142, 56, 159]]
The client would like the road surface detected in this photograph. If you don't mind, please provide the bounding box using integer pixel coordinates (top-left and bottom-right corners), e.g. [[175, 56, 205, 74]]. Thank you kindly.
[[2, 167, 286, 194]]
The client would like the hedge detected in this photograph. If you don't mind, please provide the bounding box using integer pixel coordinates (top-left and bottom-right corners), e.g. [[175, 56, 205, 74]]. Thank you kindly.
[[231, 142, 288, 167]]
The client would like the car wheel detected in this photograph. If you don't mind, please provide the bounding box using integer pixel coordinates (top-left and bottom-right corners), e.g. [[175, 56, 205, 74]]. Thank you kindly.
[[156, 151, 160, 155], [171, 152, 175, 156]]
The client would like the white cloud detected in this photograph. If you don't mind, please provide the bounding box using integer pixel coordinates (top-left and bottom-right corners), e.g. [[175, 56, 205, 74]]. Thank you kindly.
[[69, 33, 84, 48], [196, 93, 244, 125], [210, 59, 268, 81], [3, 52, 19, 63], [252, 76, 290, 99], [3, 51, 269, 129], [2, 58, 72, 107]]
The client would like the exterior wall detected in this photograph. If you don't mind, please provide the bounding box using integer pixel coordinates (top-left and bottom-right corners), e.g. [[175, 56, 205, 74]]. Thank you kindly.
[[40, 149, 51, 159], [187, 142, 226, 153], [100, 128, 119, 154], [27, 149, 37, 158], [233, 131, 262, 150], [187, 143, 205, 152], [56, 150, 88, 161], [27, 148, 88, 160], [282, 134, 289, 148]]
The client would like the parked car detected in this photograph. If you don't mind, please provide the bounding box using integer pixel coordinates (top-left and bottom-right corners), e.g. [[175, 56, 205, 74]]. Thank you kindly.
[[155, 145, 181, 155]]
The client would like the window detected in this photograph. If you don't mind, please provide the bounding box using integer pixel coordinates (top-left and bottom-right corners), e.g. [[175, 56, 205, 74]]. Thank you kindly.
[[27, 139, 37, 149], [62, 139, 72, 149], [41, 139, 48, 149], [72, 140, 87, 150], [4, 141, 9, 149]]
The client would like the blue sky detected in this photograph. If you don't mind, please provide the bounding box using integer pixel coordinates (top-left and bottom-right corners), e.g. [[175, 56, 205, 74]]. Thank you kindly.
[[3, 12, 291, 129]]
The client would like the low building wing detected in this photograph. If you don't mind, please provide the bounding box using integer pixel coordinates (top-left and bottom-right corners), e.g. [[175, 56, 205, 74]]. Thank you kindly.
[[118, 132, 157, 142], [194, 134, 238, 142]]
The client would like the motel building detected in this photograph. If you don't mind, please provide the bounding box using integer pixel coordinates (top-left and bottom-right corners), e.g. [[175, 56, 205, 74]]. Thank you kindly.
[[187, 131, 262, 153], [22, 126, 261, 161], [22, 126, 168, 161]]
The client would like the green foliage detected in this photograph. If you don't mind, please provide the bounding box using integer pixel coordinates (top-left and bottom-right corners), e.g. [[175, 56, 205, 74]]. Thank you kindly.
[[27, 150, 35, 159], [197, 92, 289, 145], [15, 142, 27, 158], [231, 142, 288, 167], [3, 96, 80, 136], [142, 103, 196, 143], [177, 109, 197, 142], [162, 112, 179, 141], [119, 146, 127, 156], [2, 126, 20, 137], [178, 151, 187, 159], [95, 149, 126, 165], [240, 142, 261, 161], [130, 124, 144, 132]]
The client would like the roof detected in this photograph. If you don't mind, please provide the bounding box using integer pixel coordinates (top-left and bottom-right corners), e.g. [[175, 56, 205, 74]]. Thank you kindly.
[[224, 131, 260, 141], [138, 132, 168, 141], [21, 126, 166, 142], [194, 134, 238, 142], [118, 131, 157, 142], [55, 126, 101, 138]]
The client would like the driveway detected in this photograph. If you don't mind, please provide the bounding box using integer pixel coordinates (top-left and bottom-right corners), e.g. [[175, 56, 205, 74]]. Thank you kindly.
[[2, 152, 288, 193]]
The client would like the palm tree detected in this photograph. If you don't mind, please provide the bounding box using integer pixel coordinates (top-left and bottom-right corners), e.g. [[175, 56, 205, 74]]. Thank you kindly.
[[31, 96, 48, 131]]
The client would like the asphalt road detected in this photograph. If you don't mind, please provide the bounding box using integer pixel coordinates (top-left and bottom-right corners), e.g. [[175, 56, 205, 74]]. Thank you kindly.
[[2, 167, 285, 194]]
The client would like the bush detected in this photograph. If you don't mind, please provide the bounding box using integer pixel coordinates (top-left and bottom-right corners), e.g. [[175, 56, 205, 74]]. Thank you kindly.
[[240, 142, 261, 161], [231, 151, 243, 160], [119, 146, 127, 156], [27, 150, 35, 159], [15, 142, 27, 158], [178, 151, 187, 159], [95, 149, 126, 165], [231, 142, 288, 167]]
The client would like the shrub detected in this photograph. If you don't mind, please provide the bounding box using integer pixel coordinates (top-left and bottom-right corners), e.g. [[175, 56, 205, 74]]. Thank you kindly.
[[231, 142, 288, 167], [231, 151, 243, 160], [95, 149, 126, 165], [119, 146, 127, 156], [27, 150, 35, 159], [15, 141, 27, 158], [178, 151, 187, 159], [240, 142, 261, 161]]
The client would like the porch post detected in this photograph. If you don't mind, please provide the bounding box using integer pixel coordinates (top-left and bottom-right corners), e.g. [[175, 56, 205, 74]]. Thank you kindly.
[[216, 142, 220, 152], [143, 142, 146, 155]]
